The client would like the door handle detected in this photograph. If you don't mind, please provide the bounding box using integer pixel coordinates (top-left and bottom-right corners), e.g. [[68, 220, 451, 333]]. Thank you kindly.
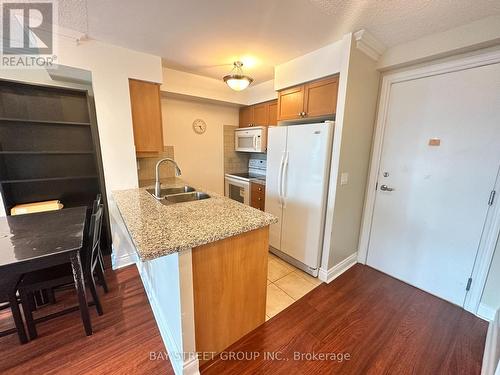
[[281, 152, 289, 207], [278, 153, 285, 205], [380, 184, 395, 192], [252, 135, 257, 150]]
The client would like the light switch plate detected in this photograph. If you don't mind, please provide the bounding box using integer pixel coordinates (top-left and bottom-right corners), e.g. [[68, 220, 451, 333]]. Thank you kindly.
[[340, 172, 349, 185]]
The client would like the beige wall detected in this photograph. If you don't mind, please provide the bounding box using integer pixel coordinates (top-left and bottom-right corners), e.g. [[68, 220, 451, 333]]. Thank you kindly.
[[162, 97, 239, 194], [326, 39, 380, 268], [482, 234, 500, 313]]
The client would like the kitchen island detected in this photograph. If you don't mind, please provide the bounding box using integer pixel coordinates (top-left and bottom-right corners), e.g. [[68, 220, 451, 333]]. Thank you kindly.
[[112, 179, 277, 374]]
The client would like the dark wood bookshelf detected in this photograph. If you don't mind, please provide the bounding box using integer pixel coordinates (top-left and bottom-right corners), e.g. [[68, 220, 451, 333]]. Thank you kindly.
[[1, 176, 98, 184], [0, 151, 94, 155], [0, 117, 91, 126], [0, 79, 112, 253]]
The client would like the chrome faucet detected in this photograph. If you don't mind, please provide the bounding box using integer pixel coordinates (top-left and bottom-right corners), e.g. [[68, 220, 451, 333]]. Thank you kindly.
[[155, 158, 182, 198]]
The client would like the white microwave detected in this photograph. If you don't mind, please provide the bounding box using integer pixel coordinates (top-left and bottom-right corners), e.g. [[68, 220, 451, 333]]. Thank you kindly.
[[235, 126, 267, 153]]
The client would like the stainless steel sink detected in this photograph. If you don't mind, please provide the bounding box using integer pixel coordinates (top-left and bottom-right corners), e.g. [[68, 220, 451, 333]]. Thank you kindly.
[[164, 192, 210, 204], [146, 186, 195, 199]]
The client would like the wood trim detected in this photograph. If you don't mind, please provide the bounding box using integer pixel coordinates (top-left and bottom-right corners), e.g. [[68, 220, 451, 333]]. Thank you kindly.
[[192, 227, 268, 361]]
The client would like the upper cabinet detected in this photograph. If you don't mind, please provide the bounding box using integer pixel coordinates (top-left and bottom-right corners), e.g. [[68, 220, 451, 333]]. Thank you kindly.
[[239, 105, 254, 128], [277, 85, 305, 121], [129, 79, 164, 154], [252, 102, 269, 126], [239, 99, 278, 128], [268, 101, 278, 126], [277, 75, 339, 121]]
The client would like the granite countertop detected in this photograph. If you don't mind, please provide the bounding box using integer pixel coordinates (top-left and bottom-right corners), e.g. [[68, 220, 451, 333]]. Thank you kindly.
[[112, 178, 277, 261]]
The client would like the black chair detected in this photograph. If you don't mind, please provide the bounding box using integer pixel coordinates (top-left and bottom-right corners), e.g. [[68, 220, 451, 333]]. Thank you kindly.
[[92, 194, 108, 294], [40, 195, 108, 306], [18, 205, 105, 339], [0, 276, 28, 344]]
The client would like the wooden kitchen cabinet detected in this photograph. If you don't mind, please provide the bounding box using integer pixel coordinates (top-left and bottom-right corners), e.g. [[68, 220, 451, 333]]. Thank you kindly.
[[129, 79, 164, 154], [304, 75, 339, 118], [277, 75, 339, 121], [277, 85, 305, 121], [239, 99, 278, 128], [253, 102, 269, 126], [268, 100, 278, 126], [239, 105, 254, 128], [250, 182, 266, 211]]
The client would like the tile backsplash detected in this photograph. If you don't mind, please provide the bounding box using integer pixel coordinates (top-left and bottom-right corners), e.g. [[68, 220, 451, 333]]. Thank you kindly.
[[224, 125, 249, 173], [137, 146, 175, 187]]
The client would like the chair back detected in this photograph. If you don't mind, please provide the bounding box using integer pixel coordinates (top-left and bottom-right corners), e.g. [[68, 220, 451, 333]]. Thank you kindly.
[[81, 204, 103, 277], [92, 194, 102, 214]]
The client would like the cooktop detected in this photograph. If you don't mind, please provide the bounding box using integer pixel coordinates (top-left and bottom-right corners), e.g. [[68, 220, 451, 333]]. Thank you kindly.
[[226, 172, 266, 181]]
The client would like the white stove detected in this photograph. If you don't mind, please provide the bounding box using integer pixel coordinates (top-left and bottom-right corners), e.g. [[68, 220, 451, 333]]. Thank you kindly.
[[225, 159, 266, 204]]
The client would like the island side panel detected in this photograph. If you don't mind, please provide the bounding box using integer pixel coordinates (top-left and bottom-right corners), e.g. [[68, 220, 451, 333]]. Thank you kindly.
[[192, 226, 269, 358]]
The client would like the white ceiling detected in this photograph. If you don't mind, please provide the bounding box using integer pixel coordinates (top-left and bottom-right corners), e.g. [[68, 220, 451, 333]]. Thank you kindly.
[[59, 0, 500, 84]]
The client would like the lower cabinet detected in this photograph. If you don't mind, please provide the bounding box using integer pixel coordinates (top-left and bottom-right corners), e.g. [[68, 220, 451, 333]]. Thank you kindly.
[[250, 182, 266, 211]]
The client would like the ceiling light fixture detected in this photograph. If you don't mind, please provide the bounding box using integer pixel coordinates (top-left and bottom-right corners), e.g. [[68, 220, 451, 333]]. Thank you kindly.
[[223, 61, 253, 91]]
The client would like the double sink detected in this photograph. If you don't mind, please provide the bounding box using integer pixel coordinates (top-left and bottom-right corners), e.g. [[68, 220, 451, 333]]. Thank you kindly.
[[146, 185, 210, 205]]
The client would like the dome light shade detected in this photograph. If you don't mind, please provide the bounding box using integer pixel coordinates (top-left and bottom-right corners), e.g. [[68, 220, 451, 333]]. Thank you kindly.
[[223, 61, 253, 91]]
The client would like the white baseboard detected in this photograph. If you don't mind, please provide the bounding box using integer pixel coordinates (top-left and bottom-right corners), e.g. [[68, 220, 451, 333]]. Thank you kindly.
[[183, 357, 201, 375], [479, 303, 498, 322], [318, 252, 358, 283], [111, 248, 137, 270], [481, 309, 499, 375]]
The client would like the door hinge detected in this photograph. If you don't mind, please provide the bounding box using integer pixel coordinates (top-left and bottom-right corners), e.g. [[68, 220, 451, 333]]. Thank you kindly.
[[466, 277, 473, 291], [375, 182, 378, 191], [488, 190, 496, 206]]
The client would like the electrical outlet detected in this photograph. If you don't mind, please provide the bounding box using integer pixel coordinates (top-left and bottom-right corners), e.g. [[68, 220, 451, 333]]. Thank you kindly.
[[340, 172, 349, 186]]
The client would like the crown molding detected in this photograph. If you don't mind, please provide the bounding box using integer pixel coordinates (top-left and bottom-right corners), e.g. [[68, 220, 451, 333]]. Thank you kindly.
[[354, 29, 386, 61]]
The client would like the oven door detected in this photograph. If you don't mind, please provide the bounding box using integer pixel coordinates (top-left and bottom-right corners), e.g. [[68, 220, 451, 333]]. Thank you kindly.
[[225, 177, 250, 205]]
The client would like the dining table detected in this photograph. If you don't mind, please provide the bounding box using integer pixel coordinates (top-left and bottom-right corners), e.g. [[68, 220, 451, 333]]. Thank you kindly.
[[0, 206, 92, 336]]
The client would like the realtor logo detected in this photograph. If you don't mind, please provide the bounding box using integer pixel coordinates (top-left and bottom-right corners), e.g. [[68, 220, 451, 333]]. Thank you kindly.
[[1, 0, 58, 68]]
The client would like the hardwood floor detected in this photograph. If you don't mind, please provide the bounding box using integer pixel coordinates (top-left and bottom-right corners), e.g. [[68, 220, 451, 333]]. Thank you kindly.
[[201, 264, 488, 375], [1, 263, 487, 374], [0, 266, 174, 375]]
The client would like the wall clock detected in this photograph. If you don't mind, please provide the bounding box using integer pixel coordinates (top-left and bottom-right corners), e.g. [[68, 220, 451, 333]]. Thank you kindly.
[[192, 119, 207, 134]]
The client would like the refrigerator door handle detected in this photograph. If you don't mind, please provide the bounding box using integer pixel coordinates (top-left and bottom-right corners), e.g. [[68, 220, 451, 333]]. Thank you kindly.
[[281, 152, 289, 207], [278, 152, 285, 206]]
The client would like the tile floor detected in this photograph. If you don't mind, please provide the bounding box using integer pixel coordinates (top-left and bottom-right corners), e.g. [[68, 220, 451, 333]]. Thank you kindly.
[[266, 252, 322, 320]]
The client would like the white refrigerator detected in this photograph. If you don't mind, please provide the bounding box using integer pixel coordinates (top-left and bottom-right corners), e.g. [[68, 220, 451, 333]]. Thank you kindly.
[[266, 122, 334, 276]]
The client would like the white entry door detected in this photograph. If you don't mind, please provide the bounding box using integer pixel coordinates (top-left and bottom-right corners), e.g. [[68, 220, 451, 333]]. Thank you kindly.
[[367, 62, 500, 306]]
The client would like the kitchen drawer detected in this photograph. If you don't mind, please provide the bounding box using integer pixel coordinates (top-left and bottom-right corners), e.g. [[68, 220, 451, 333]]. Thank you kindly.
[[250, 182, 265, 211]]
